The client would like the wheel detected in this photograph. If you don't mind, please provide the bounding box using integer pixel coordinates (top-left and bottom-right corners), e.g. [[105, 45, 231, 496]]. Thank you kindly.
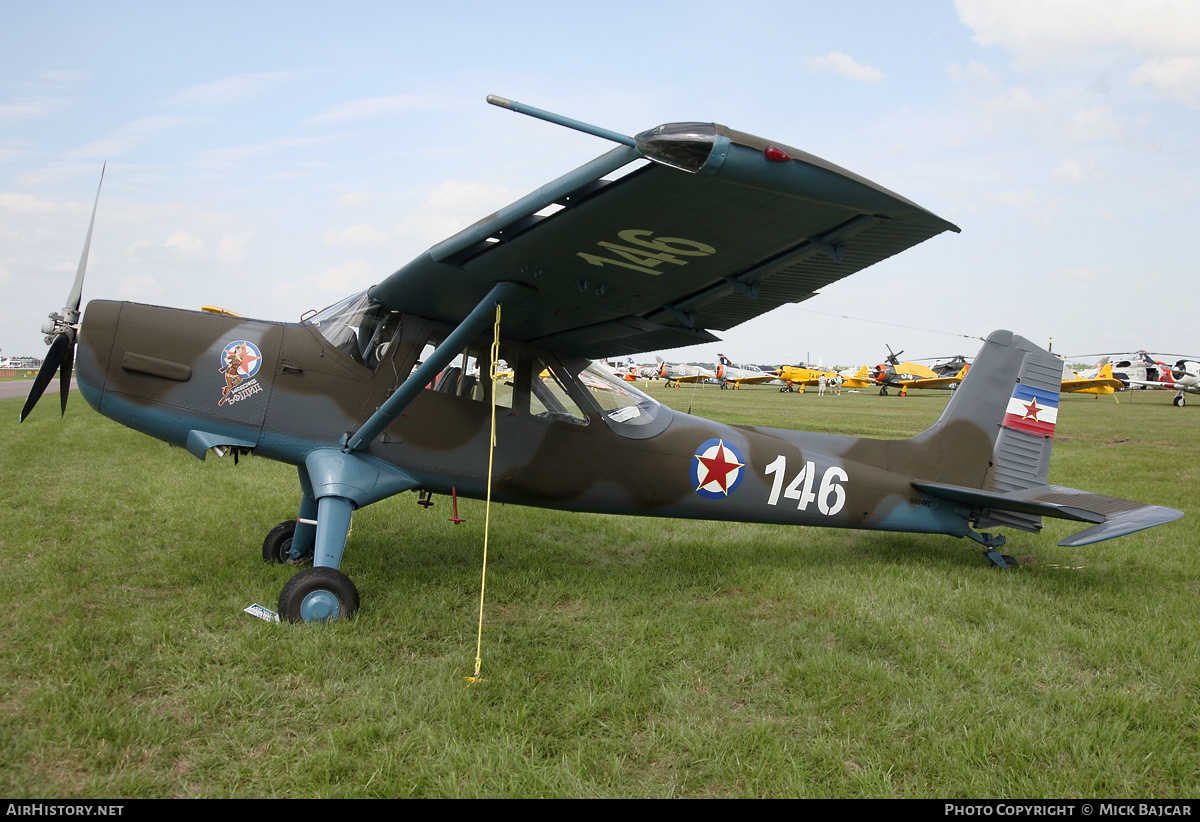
[[278, 567, 359, 623], [1174, 394, 1186, 407], [879, 387, 888, 396], [262, 519, 312, 564], [1001, 554, 1018, 568]]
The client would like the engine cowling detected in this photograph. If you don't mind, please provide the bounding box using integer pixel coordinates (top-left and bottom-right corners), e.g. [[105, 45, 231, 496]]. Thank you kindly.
[[1171, 360, 1199, 386]]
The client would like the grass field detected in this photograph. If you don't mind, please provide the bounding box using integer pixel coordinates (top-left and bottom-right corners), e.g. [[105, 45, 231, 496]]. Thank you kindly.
[[1, 384, 1197, 798]]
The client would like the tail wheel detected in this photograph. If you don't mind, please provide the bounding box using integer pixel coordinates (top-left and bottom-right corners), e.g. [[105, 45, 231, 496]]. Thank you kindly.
[[279, 567, 360, 623], [262, 519, 312, 564]]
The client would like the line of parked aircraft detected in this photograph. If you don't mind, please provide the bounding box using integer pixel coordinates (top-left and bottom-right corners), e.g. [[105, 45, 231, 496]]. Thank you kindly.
[[619, 346, 1198, 405]]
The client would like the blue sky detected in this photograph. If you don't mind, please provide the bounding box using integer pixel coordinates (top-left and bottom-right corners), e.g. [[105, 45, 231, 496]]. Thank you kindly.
[[3, 0, 1198, 369]]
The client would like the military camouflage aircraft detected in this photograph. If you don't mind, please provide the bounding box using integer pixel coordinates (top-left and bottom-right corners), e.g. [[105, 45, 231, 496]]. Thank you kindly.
[[21, 96, 1182, 623]]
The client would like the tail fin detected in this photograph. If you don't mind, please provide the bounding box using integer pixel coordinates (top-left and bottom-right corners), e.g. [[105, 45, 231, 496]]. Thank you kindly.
[[906, 331, 1182, 545]]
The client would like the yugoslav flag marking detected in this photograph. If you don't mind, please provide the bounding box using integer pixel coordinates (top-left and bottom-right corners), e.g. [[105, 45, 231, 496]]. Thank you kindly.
[[1003, 383, 1059, 436]]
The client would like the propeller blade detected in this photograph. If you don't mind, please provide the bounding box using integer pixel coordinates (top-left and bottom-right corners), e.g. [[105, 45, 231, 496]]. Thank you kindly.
[[66, 163, 105, 314], [59, 341, 74, 416], [20, 333, 69, 422], [21, 165, 105, 423]]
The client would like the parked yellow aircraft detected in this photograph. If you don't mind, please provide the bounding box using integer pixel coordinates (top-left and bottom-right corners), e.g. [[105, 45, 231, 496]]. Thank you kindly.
[[1061, 360, 1124, 398], [776, 364, 874, 393]]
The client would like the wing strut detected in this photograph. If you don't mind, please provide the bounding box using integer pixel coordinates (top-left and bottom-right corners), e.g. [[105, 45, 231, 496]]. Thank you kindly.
[[344, 281, 534, 452]]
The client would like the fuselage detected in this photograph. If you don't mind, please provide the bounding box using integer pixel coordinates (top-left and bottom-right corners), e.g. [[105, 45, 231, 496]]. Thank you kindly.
[[75, 298, 978, 539]]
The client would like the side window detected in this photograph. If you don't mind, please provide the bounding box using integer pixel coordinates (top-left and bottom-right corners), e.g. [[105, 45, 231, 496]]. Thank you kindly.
[[417, 333, 514, 409], [529, 358, 587, 425]]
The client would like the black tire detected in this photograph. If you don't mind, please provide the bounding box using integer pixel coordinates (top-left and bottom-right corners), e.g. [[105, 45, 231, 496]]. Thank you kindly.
[[1174, 395, 1186, 407], [1001, 554, 1018, 568], [278, 567, 359, 623], [879, 387, 888, 396], [262, 519, 312, 565]]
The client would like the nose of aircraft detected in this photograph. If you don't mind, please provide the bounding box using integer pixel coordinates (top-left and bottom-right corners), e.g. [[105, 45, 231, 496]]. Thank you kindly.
[[73, 300, 121, 412]]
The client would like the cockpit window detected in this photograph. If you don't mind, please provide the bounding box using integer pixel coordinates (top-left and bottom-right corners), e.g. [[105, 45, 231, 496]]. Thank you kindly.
[[575, 361, 672, 439], [530, 358, 587, 425], [306, 290, 403, 370]]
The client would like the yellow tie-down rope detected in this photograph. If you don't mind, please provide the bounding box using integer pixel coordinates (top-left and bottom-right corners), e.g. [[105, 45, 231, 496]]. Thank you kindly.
[[466, 303, 502, 685]]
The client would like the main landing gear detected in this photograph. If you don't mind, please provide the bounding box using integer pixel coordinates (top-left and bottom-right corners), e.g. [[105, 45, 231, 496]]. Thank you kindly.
[[262, 516, 360, 622], [264, 463, 371, 623], [262, 519, 314, 565], [278, 567, 360, 623], [1174, 391, 1186, 407]]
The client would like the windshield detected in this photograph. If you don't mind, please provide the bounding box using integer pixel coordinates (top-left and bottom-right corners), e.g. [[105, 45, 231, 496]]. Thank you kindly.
[[305, 291, 402, 370], [576, 361, 672, 439]]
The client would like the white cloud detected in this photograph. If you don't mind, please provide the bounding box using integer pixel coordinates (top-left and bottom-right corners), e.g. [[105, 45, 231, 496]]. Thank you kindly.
[[1051, 158, 1095, 182], [164, 232, 204, 255], [119, 273, 164, 299], [218, 231, 256, 264], [805, 52, 885, 83], [389, 179, 519, 248], [1067, 106, 1125, 141], [984, 188, 1038, 208], [324, 224, 386, 245], [193, 134, 342, 170], [64, 115, 202, 161], [0, 70, 88, 124], [335, 190, 371, 208], [947, 60, 1003, 87], [955, 0, 1200, 62], [1051, 267, 1100, 281], [1130, 55, 1200, 108], [306, 94, 454, 125], [0, 97, 71, 124], [174, 73, 292, 107], [124, 239, 152, 258], [314, 259, 371, 292], [0, 192, 61, 214]]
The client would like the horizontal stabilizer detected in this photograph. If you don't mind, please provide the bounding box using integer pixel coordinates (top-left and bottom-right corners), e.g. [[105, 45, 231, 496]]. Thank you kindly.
[[913, 481, 1183, 545], [1054, 502, 1184, 547], [912, 481, 1105, 524]]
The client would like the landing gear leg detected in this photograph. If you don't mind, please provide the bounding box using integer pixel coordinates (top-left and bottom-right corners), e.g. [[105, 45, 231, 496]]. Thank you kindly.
[[279, 494, 358, 622], [965, 529, 1018, 568]]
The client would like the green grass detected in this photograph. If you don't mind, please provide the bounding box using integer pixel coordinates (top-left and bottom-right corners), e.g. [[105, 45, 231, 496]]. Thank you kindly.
[[1, 386, 1197, 798]]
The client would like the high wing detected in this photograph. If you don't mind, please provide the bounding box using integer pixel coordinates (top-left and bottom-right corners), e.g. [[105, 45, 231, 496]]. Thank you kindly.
[[370, 117, 959, 359]]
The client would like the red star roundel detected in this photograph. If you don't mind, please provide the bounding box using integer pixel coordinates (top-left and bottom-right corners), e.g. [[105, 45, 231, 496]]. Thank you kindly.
[[220, 340, 262, 379], [693, 438, 746, 499]]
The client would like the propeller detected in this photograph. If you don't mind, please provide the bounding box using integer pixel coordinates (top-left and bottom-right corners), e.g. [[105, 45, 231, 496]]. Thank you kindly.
[[20, 164, 105, 422]]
